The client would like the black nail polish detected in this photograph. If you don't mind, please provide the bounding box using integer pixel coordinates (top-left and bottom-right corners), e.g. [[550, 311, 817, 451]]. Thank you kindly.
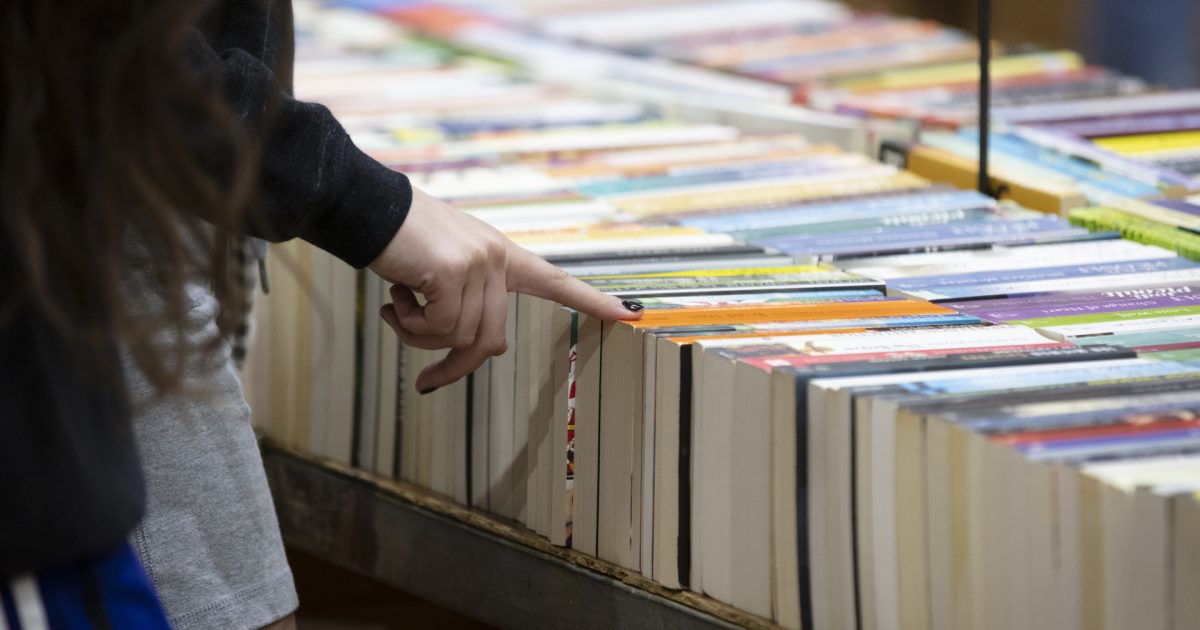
[[622, 299, 644, 312]]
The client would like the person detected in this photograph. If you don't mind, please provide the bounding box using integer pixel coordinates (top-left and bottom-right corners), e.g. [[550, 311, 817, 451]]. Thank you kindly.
[[0, 0, 242, 625], [2, 0, 640, 628]]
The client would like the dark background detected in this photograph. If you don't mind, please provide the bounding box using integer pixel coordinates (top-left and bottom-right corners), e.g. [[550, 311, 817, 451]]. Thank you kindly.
[[845, 0, 1200, 88]]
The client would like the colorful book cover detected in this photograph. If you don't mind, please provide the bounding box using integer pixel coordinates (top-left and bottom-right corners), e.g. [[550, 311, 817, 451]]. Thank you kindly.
[[676, 189, 993, 233], [889, 257, 1199, 292], [1009, 304, 1200, 329], [625, 298, 954, 329], [582, 266, 883, 296], [753, 216, 1096, 258], [941, 284, 1200, 314], [904, 268, 1200, 301], [968, 292, 1200, 323]]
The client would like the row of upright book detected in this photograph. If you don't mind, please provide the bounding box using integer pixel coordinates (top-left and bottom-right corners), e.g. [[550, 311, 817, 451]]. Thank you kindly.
[[240, 2, 1200, 630]]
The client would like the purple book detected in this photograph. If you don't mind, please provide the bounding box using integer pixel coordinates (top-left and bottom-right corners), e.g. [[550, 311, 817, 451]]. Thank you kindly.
[[1153, 198, 1200, 217], [1033, 110, 1200, 139], [968, 292, 1200, 323], [941, 285, 1200, 315]]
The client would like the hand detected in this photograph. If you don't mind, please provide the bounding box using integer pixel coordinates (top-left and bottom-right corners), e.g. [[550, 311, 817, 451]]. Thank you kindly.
[[370, 187, 642, 393]]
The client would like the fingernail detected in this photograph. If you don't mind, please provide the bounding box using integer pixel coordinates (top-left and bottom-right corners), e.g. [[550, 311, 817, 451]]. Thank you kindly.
[[418, 386, 439, 395], [621, 299, 644, 312]]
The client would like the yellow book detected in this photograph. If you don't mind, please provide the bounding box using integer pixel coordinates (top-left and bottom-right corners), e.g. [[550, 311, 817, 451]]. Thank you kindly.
[[611, 171, 929, 216], [896, 144, 1086, 214], [834, 51, 1083, 93], [1092, 130, 1200, 156], [539, 144, 841, 180], [1107, 197, 1200, 232], [506, 224, 705, 245], [588, 264, 831, 280]]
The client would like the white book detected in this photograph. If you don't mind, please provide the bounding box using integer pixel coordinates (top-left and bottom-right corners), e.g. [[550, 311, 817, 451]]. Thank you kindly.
[[1039, 313, 1200, 341], [700, 324, 1052, 354], [523, 233, 738, 258], [443, 124, 742, 158], [375, 308, 401, 478], [539, 0, 848, 46], [487, 298, 520, 518], [836, 240, 1144, 272], [804, 359, 1149, 630], [358, 275, 383, 471], [598, 163, 896, 203], [470, 364, 491, 510], [994, 90, 1200, 124], [850, 242, 1173, 280]]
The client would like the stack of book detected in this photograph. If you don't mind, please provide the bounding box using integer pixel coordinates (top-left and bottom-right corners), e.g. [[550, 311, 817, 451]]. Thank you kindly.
[[996, 92, 1200, 258], [237, 2, 1200, 629], [884, 91, 1200, 256], [800, 355, 1200, 630], [361, 0, 1147, 127], [996, 91, 1200, 193]]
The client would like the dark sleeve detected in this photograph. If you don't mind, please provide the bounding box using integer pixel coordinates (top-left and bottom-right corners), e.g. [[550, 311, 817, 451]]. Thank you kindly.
[[187, 32, 412, 269]]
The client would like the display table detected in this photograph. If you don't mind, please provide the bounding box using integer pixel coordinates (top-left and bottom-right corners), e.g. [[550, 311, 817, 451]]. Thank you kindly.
[[262, 442, 778, 630]]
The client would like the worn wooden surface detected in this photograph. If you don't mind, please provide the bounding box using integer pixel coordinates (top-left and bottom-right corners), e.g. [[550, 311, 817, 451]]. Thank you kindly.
[[263, 443, 779, 630]]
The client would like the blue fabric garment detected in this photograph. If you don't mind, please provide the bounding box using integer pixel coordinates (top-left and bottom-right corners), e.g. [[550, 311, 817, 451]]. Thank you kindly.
[[1, 543, 169, 629]]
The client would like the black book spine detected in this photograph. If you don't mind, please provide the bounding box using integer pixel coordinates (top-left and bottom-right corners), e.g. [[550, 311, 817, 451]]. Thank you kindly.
[[677, 344, 693, 588]]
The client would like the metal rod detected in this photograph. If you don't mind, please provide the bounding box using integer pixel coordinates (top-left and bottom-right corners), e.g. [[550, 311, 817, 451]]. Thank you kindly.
[[978, 0, 992, 195]]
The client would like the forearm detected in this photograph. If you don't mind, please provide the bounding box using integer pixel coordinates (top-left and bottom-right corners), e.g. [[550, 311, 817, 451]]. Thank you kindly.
[[187, 29, 411, 268]]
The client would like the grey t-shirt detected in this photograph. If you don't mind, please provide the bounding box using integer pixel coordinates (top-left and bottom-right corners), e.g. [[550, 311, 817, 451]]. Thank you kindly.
[[123, 253, 297, 629]]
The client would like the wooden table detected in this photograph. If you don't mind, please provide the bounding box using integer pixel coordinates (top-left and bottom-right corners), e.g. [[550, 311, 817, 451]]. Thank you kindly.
[[263, 443, 778, 630]]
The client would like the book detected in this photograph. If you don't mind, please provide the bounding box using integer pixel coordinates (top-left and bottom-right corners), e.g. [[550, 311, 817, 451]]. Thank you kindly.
[[764, 344, 1135, 630], [812, 357, 1187, 630], [1070, 206, 1200, 262], [265, 8, 1200, 630], [588, 298, 950, 571], [686, 325, 1071, 619], [879, 140, 1089, 214]]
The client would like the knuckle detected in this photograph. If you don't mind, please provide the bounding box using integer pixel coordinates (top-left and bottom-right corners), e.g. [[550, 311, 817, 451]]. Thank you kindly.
[[430, 321, 456, 337], [485, 235, 508, 261], [453, 332, 476, 350], [466, 244, 487, 268], [417, 270, 440, 291], [401, 337, 433, 350], [445, 257, 470, 277]]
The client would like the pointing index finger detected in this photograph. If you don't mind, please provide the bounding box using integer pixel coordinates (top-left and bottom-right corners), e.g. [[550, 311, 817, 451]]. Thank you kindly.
[[504, 244, 643, 322]]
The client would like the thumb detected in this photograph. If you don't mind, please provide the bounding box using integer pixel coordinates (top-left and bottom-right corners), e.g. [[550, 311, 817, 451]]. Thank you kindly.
[[505, 244, 643, 322]]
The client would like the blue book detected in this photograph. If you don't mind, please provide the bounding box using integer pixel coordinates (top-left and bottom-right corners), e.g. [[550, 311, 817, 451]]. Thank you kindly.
[[754, 218, 1101, 258], [679, 189, 993, 233], [953, 131, 1161, 198], [913, 266, 1200, 301], [889, 257, 1198, 291], [574, 158, 853, 196], [899, 360, 1200, 396]]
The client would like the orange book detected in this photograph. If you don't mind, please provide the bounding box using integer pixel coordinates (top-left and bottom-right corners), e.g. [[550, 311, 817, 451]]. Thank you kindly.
[[627, 299, 954, 328]]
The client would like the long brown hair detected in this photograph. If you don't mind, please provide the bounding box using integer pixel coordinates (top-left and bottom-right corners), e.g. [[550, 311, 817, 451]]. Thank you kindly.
[[1, 0, 260, 394]]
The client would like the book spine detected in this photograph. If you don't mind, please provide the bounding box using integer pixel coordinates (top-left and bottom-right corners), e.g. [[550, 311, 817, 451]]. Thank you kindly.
[[890, 258, 1198, 291], [1070, 207, 1200, 262], [909, 268, 1200, 301], [969, 294, 1200, 323]]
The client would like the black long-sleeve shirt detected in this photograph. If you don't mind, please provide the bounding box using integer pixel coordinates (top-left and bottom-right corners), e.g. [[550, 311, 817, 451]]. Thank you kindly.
[[0, 0, 410, 575], [195, 0, 412, 267]]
